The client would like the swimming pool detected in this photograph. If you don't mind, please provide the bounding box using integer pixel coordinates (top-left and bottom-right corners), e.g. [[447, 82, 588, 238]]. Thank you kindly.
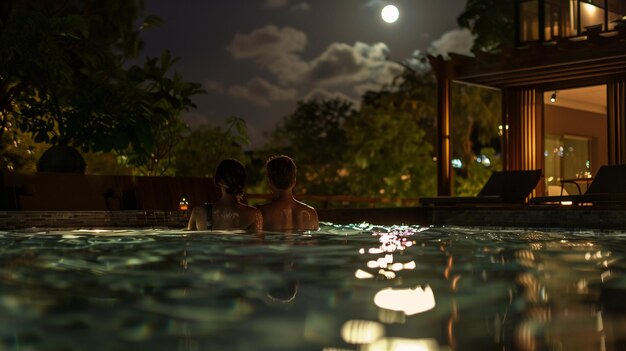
[[1, 224, 625, 350]]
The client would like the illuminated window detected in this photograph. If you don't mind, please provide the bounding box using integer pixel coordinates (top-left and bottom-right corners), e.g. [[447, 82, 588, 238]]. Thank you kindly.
[[520, 0, 540, 42], [517, 0, 626, 44]]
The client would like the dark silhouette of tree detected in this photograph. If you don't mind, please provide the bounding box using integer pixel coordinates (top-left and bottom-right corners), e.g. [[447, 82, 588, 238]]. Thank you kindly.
[[0, 0, 203, 174], [458, 0, 515, 52]]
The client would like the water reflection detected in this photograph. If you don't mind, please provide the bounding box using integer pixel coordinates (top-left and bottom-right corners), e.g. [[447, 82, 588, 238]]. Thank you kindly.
[[340, 319, 385, 344], [373, 286, 436, 316], [2, 227, 626, 350], [346, 226, 626, 350]]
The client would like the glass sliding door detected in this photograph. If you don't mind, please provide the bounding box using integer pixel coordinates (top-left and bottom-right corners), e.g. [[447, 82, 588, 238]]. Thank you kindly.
[[544, 134, 591, 194]]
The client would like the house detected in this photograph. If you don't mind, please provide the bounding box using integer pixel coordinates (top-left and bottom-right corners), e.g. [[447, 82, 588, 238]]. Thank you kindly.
[[431, 0, 626, 196]]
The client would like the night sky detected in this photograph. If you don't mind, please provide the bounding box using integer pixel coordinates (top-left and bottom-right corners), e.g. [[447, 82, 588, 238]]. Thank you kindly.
[[138, 0, 470, 147]]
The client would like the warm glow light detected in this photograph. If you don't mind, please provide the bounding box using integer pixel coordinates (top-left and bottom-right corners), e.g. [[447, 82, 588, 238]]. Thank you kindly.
[[403, 261, 416, 269], [381, 5, 399, 23], [378, 269, 396, 279], [582, 2, 598, 16], [355, 269, 375, 279], [374, 286, 436, 316], [340, 320, 385, 344], [360, 337, 440, 351]]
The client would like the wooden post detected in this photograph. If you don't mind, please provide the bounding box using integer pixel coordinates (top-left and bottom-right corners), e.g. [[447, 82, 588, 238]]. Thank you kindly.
[[429, 55, 452, 196]]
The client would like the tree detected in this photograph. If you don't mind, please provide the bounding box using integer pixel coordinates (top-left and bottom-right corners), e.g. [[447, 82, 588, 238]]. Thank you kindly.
[[1, 0, 150, 140], [0, 0, 202, 173], [457, 0, 515, 52], [0, 128, 47, 172], [450, 82, 502, 180], [455, 148, 502, 196], [345, 91, 436, 200], [343, 62, 501, 199], [117, 50, 206, 176], [174, 117, 250, 178], [267, 98, 357, 195]]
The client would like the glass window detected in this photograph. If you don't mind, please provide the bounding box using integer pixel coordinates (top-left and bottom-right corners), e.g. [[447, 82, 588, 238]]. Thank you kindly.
[[545, 2, 560, 39], [580, 0, 606, 31], [607, 0, 626, 30], [563, 0, 578, 37], [520, 0, 540, 42]]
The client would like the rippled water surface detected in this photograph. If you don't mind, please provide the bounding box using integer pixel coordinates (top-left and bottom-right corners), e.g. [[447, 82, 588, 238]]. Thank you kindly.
[[1, 224, 626, 351]]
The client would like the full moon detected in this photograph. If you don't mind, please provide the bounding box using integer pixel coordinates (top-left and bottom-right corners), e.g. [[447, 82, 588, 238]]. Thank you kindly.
[[381, 5, 399, 23]]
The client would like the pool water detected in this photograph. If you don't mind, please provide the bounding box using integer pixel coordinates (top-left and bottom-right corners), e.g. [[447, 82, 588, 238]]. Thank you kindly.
[[1, 224, 625, 350]]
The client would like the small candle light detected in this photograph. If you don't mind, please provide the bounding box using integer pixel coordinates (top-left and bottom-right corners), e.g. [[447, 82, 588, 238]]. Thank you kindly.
[[179, 197, 189, 211]]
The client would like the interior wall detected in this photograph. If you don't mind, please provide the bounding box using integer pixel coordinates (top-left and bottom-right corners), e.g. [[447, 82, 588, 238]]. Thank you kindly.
[[544, 104, 608, 175]]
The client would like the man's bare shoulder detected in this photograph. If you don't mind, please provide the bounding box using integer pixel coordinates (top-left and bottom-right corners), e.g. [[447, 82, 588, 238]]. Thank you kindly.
[[293, 199, 317, 213], [293, 200, 318, 230]]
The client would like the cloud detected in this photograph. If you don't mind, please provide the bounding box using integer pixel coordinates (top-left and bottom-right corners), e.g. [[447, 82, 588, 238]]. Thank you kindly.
[[228, 25, 307, 60], [264, 0, 290, 8], [264, 0, 310, 11], [257, 52, 310, 85], [428, 28, 475, 58], [290, 2, 311, 12], [364, 0, 385, 8], [303, 88, 360, 107], [306, 42, 400, 87], [228, 26, 403, 107], [228, 77, 297, 106], [403, 50, 431, 73], [204, 80, 225, 94], [228, 26, 309, 84]]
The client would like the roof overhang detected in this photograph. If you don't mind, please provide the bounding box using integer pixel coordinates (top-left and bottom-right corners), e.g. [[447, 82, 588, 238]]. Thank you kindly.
[[447, 30, 626, 89]]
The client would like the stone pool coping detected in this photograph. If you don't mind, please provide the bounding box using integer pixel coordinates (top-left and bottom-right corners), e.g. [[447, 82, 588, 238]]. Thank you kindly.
[[2, 206, 626, 230]]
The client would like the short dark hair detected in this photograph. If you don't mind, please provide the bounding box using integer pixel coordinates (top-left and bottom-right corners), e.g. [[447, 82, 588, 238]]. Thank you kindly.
[[214, 159, 246, 195], [266, 155, 296, 190]]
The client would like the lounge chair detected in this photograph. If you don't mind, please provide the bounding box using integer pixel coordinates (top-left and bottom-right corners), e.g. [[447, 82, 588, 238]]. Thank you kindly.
[[530, 164, 626, 205], [420, 169, 542, 206]]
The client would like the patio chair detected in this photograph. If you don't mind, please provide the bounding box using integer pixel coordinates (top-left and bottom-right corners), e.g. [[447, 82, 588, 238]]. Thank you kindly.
[[530, 164, 626, 205], [420, 169, 542, 206]]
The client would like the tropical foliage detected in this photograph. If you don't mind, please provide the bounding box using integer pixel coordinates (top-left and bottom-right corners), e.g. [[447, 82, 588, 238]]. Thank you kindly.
[[267, 99, 356, 195], [457, 0, 515, 52], [1, 0, 505, 202], [0, 0, 153, 147], [174, 117, 250, 178], [117, 50, 206, 176], [265, 62, 502, 200], [0, 0, 207, 175]]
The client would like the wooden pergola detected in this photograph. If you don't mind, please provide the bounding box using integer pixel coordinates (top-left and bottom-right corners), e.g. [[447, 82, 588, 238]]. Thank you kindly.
[[430, 28, 626, 195]]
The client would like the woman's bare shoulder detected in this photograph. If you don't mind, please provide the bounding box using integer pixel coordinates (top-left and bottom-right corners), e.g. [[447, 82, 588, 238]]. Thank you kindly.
[[240, 202, 261, 214]]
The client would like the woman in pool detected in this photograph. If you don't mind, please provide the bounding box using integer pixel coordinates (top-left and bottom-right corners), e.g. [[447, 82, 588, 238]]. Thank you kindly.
[[186, 159, 262, 231]]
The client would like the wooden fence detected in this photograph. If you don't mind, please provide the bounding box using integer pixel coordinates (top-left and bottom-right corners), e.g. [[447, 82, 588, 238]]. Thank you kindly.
[[1, 171, 419, 211]]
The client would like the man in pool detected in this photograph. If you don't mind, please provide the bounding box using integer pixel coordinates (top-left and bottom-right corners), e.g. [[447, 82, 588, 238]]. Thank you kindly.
[[258, 155, 318, 231], [187, 159, 262, 232]]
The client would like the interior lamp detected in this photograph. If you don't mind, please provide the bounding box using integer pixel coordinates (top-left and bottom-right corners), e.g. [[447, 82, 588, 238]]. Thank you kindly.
[[550, 91, 557, 103]]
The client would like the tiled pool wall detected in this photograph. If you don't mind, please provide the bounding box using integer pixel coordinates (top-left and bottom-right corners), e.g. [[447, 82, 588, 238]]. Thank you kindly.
[[430, 206, 626, 229], [320, 206, 626, 229], [2, 206, 626, 230], [0, 211, 188, 230]]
